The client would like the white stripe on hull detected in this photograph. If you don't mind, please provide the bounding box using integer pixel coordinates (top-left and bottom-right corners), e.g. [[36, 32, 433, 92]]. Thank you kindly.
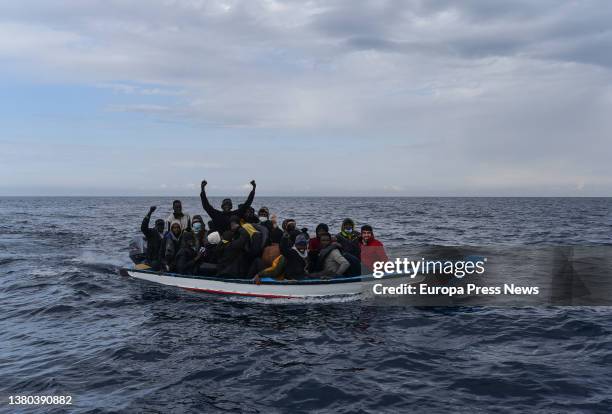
[[126, 270, 419, 299]]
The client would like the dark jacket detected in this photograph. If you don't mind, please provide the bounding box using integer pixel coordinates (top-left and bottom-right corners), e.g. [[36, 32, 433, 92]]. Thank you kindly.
[[161, 231, 181, 271], [216, 227, 250, 277], [335, 231, 361, 257], [140, 215, 163, 264], [261, 220, 283, 244], [280, 234, 308, 279], [200, 188, 255, 233], [201, 243, 222, 264], [175, 246, 199, 275]]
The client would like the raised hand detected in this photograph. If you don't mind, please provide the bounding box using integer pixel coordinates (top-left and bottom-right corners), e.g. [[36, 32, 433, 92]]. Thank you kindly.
[[201, 180, 207, 191], [148, 206, 157, 214], [250, 180, 256, 189]]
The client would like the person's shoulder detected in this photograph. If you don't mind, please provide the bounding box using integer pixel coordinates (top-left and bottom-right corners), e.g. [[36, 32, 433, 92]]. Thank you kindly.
[[371, 239, 384, 246], [329, 248, 343, 257]]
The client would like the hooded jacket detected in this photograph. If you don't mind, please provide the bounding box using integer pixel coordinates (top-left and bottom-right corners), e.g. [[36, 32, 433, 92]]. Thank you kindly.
[[279, 233, 309, 279], [335, 218, 360, 257], [200, 187, 255, 233]]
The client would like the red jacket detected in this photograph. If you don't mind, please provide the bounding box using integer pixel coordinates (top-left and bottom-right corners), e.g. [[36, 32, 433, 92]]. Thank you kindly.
[[359, 238, 388, 271], [308, 237, 321, 252]]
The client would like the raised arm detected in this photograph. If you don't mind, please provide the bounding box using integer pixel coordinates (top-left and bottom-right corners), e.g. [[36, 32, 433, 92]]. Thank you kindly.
[[141, 206, 156, 235], [200, 180, 220, 218], [236, 180, 256, 217]]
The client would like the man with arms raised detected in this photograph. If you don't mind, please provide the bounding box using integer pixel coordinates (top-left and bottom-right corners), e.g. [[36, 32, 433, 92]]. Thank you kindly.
[[200, 179, 256, 233]]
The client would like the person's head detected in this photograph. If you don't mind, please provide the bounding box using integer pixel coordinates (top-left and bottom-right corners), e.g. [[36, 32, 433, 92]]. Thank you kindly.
[[245, 206, 255, 218], [319, 232, 332, 249], [154, 219, 165, 234], [294, 233, 308, 253], [361, 224, 374, 242], [222, 230, 233, 242], [182, 231, 195, 248], [207, 231, 221, 245], [341, 218, 355, 234], [192, 215, 204, 233], [221, 198, 233, 212], [229, 215, 240, 231], [258, 207, 270, 222], [172, 200, 182, 215], [315, 223, 329, 238], [170, 222, 182, 237], [284, 219, 296, 233]]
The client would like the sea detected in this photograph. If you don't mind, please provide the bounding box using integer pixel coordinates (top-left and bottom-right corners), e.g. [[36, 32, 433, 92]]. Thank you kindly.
[[1, 197, 611, 413]]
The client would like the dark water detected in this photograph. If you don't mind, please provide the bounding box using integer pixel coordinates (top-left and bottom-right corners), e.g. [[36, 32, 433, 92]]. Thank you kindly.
[[1, 197, 611, 413]]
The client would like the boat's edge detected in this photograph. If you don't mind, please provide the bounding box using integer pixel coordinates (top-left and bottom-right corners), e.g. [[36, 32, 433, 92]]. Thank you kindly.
[[119, 267, 404, 285], [120, 267, 417, 299]]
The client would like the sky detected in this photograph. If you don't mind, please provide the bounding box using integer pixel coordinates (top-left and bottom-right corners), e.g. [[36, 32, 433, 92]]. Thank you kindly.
[[1, 0, 612, 196]]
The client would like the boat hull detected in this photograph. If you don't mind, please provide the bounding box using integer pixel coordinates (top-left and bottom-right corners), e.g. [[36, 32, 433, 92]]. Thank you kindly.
[[123, 269, 418, 299]]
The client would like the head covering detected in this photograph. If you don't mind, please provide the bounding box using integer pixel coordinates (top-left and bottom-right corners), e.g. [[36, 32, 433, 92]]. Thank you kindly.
[[207, 231, 221, 244], [342, 218, 355, 228], [154, 219, 165, 226], [295, 233, 308, 247], [192, 215, 204, 224], [222, 198, 233, 209], [282, 219, 296, 231], [258, 207, 269, 216], [229, 215, 240, 225]]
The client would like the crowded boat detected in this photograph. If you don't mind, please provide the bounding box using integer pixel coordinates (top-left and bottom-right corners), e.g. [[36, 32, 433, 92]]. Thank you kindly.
[[129, 180, 389, 283]]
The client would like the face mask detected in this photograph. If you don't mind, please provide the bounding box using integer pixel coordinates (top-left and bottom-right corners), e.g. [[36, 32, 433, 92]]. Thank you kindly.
[[259, 216, 268, 222], [193, 223, 202, 232], [344, 227, 353, 233]]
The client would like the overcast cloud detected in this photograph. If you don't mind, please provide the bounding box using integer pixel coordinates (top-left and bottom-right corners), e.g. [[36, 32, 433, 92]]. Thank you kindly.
[[1, 0, 611, 196]]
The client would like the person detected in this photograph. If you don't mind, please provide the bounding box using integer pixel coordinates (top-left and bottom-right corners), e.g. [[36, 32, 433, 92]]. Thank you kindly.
[[196, 231, 223, 276], [282, 218, 302, 243], [280, 231, 310, 280], [336, 218, 360, 257], [253, 255, 286, 285], [243, 206, 260, 224], [191, 215, 207, 250], [311, 232, 350, 278], [200, 179, 256, 233], [162, 222, 183, 271], [308, 223, 329, 253], [175, 231, 204, 275], [259, 207, 283, 244], [140, 206, 165, 270], [216, 216, 250, 277], [166, 200, 191, 232], [359, 224, 389, 272]]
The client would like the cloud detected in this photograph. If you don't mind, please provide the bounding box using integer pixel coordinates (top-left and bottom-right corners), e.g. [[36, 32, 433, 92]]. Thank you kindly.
[[0, 1, 611, 195]]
